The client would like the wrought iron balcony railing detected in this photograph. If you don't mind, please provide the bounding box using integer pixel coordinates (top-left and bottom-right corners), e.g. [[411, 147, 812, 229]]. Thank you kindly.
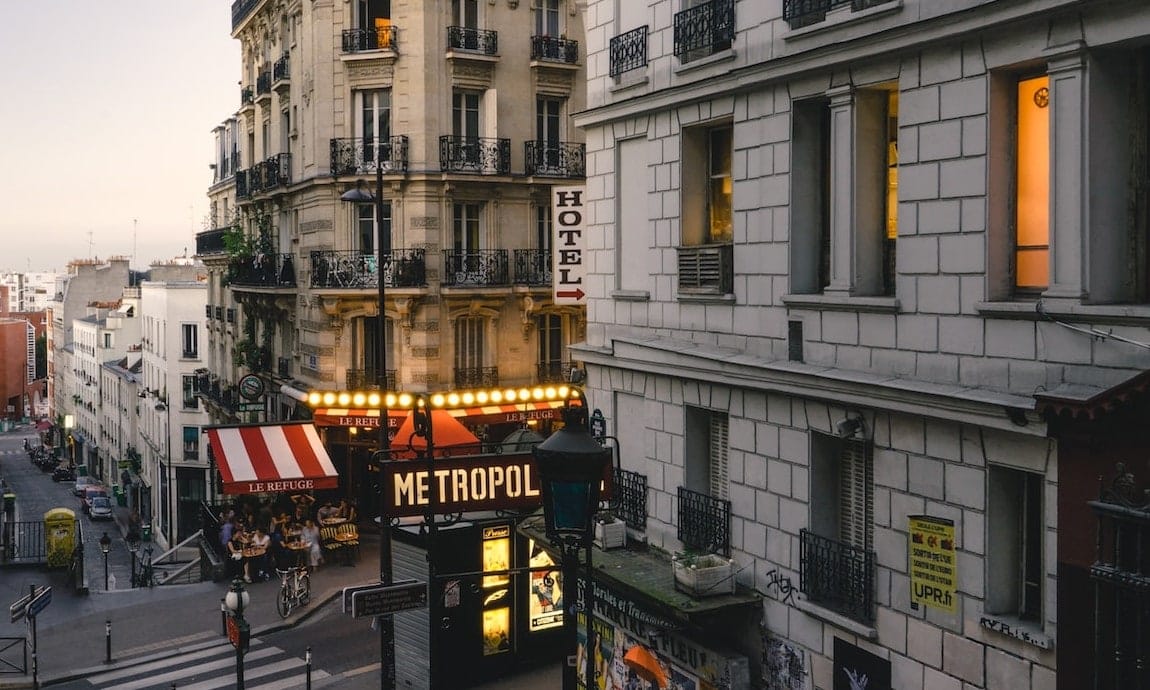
[[800, 529, 876, 623], [228, 253, 296, 288], [276, 357, 291, 379], [453, 366, 499, 388], [330, 136, 409, 175], [240, 87, 254, 106], [439, 136, 510, 175], [310, 248, 427, 289], [205, 304, 213, 319], [673, 0, 735, 60], [530, 35, 579, 63], [215, 306, 225, 321], [256, 70, 272, 96], [248, 153, 292, 193], [226, 308, 236, 323], [442, 249, 510, 287], [783, 0, 894, 29], [513, 248, 551, 286], [677, 243, 734, 295], [524, 141, 585, 178], [609, 25, 648, 78], [536, 360, 571, 384], [273, 54, 289, 82], [611, 468, 648, 530], [346, 368, 398, 390], [677, 486, 731, 557], [236, 169, 251, 200], [196, 228, 228, 256], [447, 26, 498, 55], [342, 25, 399, 53]]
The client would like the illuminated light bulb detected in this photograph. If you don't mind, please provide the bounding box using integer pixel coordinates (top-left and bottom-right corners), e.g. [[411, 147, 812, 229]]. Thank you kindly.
[[431, 393, 446, 407], [545, 386, 557, 399], [308, 392, 321, 406], [385, 394, 397, 407], [518, 388, 530, 401], [447, 393, 460, 407], [558, 386, 570, 399], [398, 393, 413, 408], [337, 392, 351, 407], [349, 427, 358, 435], [462, 392, 475, 405], [504, 389, 517, 402], [352, 393, 366, 407], [490, 390, 503, 403], [476, 391, 489, 404], [322, 392, 336, 406], [367, 393, 381, 407], [532, 387, 545, 400]]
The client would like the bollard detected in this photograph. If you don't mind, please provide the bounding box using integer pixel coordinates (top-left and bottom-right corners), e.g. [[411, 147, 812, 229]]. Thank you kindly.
[[105, 620, 112, 664], [305, 646, 312, 690], [221, 598, 227, 636]]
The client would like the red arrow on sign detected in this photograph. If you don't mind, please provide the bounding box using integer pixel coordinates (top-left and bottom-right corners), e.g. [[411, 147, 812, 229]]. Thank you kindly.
[[556, 288, 585, 300]]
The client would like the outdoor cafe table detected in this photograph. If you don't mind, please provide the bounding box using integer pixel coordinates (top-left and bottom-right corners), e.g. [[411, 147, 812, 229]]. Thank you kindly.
[[284, 540, 311, 568]]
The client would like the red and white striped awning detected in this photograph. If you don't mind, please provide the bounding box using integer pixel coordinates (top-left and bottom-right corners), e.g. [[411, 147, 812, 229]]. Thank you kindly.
[[204, 423, 339, 495]]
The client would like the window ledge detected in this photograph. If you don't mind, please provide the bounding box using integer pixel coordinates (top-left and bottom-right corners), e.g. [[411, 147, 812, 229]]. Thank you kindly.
[[610, 74, 649, 94], [673, 48, 736, 76], [979, 614, 1053, 650], [794, 598, 878, 640], [977, 300, 1150, 326], [782, 0, 903, 42], [611, 289, 650, 302], [678, 292, 735, 304], [782, 293, 899, 313]]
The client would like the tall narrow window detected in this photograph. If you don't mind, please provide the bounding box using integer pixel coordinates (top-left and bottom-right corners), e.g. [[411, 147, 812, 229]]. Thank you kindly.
[[454, 92, 481, 165], [536, 314, 564, 382], [1015, 75, 1050, 291], [536, 205, 553, 254], [453, 203, 481, 252], [810, 433, 873, 551], [182, 376, 198, 410], [357, 316, 394, 387], [707, 127, 733, 244], [181, 324, 198, 359], [882, 90, 899, 295], [358, 201, 392, 255], [987, 466, 1044, 622], [535, 0, 559, 35], [453, 0, 478, 28], [359, 89, 392, 168], [454, 316, 486, 384], [537, 98, 562, 171]]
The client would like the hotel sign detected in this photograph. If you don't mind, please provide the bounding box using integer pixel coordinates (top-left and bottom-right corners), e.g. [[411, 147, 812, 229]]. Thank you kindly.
[[552, 186, 586, 305]]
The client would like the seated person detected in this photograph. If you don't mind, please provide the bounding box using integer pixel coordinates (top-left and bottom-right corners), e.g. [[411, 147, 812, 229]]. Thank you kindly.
[[316, 501, 338, 522], [226, 528, 248, 580], [249, 527, 272, 581], [337, 499, 358, 523], [291, 493, 315, 522]]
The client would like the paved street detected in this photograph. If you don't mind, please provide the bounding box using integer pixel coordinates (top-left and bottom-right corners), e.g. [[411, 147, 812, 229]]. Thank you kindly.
[[0, 425, 560, 689]]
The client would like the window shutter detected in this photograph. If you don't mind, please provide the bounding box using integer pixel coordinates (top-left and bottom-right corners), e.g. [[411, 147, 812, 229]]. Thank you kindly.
[[839, 439, 873, 550], [709, 412, 729, 500]]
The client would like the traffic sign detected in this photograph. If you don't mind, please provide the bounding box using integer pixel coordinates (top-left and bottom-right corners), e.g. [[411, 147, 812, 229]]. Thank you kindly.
[[350, 581, 427, 619], [9, 593, 32, 624], [27, 587, 51, 618], [226, 615, 250, 652], [343, 582, 387, 614]]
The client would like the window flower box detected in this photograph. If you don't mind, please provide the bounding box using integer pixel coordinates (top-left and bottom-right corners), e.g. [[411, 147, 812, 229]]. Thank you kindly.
[[673, 553, 735, 597], [594, 515, 626, 550]]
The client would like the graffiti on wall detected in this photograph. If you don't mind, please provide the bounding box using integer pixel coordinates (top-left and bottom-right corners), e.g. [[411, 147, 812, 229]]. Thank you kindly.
[[762, 569, 797, 606], [762, 635, 807, 690]]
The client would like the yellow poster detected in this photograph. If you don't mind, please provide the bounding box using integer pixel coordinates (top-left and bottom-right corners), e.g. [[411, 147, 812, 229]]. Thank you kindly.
[[482, 607, 511, 656], [482, 535, 510, 589], [908, 515, 956, 613]]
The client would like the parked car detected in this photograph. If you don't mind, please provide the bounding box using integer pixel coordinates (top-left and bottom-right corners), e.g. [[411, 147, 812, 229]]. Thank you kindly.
[[81, 485, 109, 515], [73, 475, 97, 497], [52, 465, 76, 482], [88, 495, 114, 521]]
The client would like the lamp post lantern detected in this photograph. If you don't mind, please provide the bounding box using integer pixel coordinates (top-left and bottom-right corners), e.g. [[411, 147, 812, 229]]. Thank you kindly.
[[225, 578, 251, 689], [340, 139, 395, 688], [98, 532, 112, 590], [533, 403, 611, 690], [127, 534, 140, 588]]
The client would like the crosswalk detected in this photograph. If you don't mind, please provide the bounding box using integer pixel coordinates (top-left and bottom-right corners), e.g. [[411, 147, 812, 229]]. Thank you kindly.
[[79, 640, 330, 690]]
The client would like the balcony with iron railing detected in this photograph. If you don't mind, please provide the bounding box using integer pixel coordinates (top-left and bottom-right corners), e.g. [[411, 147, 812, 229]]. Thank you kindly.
[[610, 468, 648, 531], [677, 243, 734, 296], [240, 86, 254, 107], [272, 54, 290, 93], [310, 248, 427, 290], [195, 228, 228, 256], [530, 35, 579, 63], [442, 249, 510, 287], [800, 529, 876, 624], [453, 366, 499, 388], [345, 368, 397, 390], [524, 141, 585, 178], [447, 26, 498, 55], [276, 357, 291, 379], [248, 153, 291, 194], [677, 486, 731, 557], [236, 169, 251, 200], [674, 0, 735, 61], [255, 70, 272, 99], [342, 25, 399, 53], [535, 360, 571, 384], [330, 136, 409, 175], [228, 253, 296, 289], [609, 25, 648, 78], [215, 306, 225, 321], [783, 0, 894, 29], [512, 249, 551, 286], [439, 136, 510, 175]]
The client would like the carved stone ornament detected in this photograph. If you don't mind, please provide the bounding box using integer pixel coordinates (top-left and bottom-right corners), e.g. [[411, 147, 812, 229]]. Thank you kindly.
[[520, 295, 537, 340]]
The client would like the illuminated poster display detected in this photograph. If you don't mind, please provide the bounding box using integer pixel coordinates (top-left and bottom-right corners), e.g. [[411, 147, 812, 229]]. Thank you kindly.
[[481, 525, 511, 589], [481, 524, 513, 656], [482, 607, 511, 656], [527, 539, 563, 631]]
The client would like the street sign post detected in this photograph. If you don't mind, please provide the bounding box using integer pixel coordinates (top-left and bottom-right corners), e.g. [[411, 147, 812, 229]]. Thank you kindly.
[[8, 593, 32, 624], [350, 581, 427, 619], [27, 587, 51, 618]]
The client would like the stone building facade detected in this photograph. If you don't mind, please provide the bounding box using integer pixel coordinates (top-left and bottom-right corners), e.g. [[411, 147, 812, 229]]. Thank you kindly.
[[573, 0, 1150, 688]]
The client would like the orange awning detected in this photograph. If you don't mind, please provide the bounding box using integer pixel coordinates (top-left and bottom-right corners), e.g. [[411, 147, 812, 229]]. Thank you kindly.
[[392, 409, 481, 455], [623, 645, 668, 689]]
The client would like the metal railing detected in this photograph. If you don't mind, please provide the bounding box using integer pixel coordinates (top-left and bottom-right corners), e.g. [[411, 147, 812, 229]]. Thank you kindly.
[[530, 35, 579, 63], [214, 306, 224, 321], [273, 54, 289, 82], [342, 25, 399, 52], [310, 249, 427, 289], [524, 141, 585, 178], [799, 529, 876, 623], [236, 169, 250, 199], [442, 249, 510, 287], [248, 153, 292, 193], [783, 0, 894, 28], [0, 637, 26, 675], [330, 136, 409, 175], [677, 243, 734, 295], [447, 26, 498, 55], [536, 360, 571, 384], [513, 248, 551, 286], [674, 0, 735, 59], [226, 308, 236, 323], [611, 468, 648, 531], [256, 70, 271, 96], [240, 87, 253, 106], [346, 368, 398, 390], [277, 357, 291, 379], [0, 521, 46, 565], [439, 136, 511, 175], [677, 486, 731, 557], [228, 253, 296, 288], [196, 228, 228, 256], [609, 25, 648, 77], [453, 366, 500, 388]]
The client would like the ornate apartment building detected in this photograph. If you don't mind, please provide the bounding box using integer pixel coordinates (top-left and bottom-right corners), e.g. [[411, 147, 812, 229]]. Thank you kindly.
[[571, 0, 1150, 689], [197, 0, 589, 480]]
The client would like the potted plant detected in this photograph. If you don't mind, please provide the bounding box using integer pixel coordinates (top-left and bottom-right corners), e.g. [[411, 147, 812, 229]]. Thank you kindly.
[[672, 552, 736, 597], [593, 511, 625, 550]]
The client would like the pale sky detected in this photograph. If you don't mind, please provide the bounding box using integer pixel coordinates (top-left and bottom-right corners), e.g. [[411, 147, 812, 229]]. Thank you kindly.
[[0, 2, 240, 273]]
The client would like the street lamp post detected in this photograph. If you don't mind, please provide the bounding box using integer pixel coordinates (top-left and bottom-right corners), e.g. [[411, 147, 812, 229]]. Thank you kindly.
[[533, 403, 611, 690], [339, 138, 395, 688], [99, 532, 112, 591], [127, 534, 140, 588], [225, 578, 250, 689]]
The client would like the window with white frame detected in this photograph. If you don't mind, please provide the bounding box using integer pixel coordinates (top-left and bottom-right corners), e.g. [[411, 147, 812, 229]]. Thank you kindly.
[[536, 314, 565, 382], [182, 375, 198, 410], [986, 465, 1044, 622], [357, 201, 392, 255], [181, 323, 198, 359], [535, 0, 559, 36], [453, 316, 487, 386], [358, 89, 392, 169], [684, 407, 729, 500]]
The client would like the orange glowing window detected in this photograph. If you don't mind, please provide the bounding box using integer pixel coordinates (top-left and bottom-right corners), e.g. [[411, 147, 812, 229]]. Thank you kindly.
[[1015, 75, 1050, 290]]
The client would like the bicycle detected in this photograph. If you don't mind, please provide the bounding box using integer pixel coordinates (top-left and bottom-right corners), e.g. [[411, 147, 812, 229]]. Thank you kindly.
[[275, 565, 311, 618]]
